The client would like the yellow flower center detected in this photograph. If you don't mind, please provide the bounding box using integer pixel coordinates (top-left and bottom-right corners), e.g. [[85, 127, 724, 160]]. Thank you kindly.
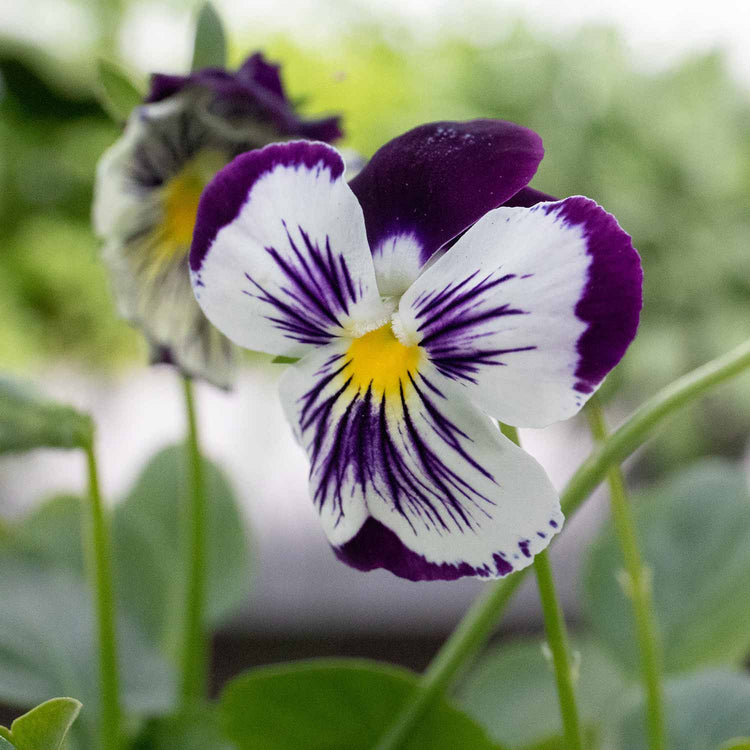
[[345, 323, 422, 398], [149, 149, 227, 274]]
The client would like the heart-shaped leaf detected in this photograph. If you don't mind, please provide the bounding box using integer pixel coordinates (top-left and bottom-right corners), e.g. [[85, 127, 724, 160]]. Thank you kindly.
[[219, 659, 507, 750], [455, 637, 626, 748], [134, 707, 236, 750], [0, 698, 81, 750], [719, 739, 750, 750], [2, 445, 251, 659], [0, 376, 91, 455], [584, 459, 750, 675], [112, 444, 251, 654], [0, 555, 175, 750], [603, 670, 750, 750]]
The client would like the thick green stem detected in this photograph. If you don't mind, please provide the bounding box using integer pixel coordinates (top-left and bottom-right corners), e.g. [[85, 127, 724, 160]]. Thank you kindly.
[[82, 437, 121, 750], [586, 394, 666, 750], [179, 375, 209, 707], [373, 337, 750, 750], [505, 424, 584, 749]]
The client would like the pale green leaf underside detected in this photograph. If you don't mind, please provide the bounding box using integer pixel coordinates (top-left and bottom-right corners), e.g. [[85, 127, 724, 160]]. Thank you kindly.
[[0, 375, 91, 454], [0, 697, 81, 750], [584, 459, 750, 675]]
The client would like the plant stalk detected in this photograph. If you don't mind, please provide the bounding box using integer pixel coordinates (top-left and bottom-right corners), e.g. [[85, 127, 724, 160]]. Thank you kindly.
[[504, 423, 584, 750], [586, 394, 666, 750], [83, 436, 121, 750], [179, 375, 209, 708]]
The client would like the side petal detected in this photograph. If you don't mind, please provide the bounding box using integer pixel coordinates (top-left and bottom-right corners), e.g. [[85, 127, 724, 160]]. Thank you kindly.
[[190, 141, 387, 357], [279, 347, 562, 581], [237, 52, 286, 99], [93, 97, 236, 386], [397, 197, 643, 427], [146, 55, 343, 144], [349, 120, 543, 296]]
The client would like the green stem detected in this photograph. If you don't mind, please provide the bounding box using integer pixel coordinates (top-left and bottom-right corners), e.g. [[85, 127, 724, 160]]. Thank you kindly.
[[534, 550, 585, 749], [373, 336, 750, 750], [586, 394, 666, 750], [82, 436, 121, 750], [504, 424, 584, 749], [179, 375, 209, 708]]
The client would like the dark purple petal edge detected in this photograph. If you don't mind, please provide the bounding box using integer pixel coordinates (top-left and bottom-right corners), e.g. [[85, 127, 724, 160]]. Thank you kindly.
[[548, 197, 643, 392], [502, 185, 556, 207], [334, 517, 514, 582], [349, 119, 543, 266], [237, 52, 285, 99], [145, 52, 343, 143], [147, 51, 290, 103], [190, 141, 344, 272]]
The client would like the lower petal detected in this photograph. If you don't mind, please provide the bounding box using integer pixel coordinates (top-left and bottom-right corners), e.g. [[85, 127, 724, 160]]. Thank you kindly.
[[280, 348, 562, 581]]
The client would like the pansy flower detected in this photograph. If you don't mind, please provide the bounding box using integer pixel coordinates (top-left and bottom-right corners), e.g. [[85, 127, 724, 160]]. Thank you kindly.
[[189, 120, 642, 580], [93, 53, 341, 386]]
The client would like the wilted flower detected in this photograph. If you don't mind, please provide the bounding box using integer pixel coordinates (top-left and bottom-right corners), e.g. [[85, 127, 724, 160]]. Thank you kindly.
[[93, 53, 342, 386], [189, 121, 642, 580]]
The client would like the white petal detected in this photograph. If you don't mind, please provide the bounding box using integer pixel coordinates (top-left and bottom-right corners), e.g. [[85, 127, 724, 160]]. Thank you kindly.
[[190, 142, 387, 358], [279, 345, 562, 580], [397, 198, 642, 427]]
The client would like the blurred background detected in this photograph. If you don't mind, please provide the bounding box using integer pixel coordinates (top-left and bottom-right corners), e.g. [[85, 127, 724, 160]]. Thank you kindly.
[[1, 0, 749, 685]]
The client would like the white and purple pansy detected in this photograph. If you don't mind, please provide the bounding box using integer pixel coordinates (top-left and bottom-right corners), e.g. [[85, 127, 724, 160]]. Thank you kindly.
[[189, 120, 643, 581], [93, 53, 341, 387]]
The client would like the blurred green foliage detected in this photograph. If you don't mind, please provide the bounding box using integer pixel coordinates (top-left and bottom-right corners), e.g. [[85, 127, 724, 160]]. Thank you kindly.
[[1, 18, 749, 464]]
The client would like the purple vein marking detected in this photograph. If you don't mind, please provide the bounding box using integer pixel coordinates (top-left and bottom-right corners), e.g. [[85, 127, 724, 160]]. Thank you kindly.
[[241, 221, 361, 346], [295, 356, 500, 537], [412, 270, 537, 383]]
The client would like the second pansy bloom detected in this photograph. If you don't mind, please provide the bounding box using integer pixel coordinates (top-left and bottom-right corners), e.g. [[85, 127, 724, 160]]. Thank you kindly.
[[189, 120, 642, 580], [93, 53, 341, 386]]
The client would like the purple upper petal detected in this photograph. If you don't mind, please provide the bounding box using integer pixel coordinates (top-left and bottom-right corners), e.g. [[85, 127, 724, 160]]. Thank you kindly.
[[348, 120, 543, 267], [145, 52, 343, 143]]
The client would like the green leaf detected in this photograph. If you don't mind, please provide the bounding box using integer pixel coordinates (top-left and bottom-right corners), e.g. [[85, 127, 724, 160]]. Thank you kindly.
[[95, 58, 145, 123], [113, 445, 251, 654], [0, 376, 92, 454], [719, 739, 750, 750], [191, 3, 227, 71], [135, 708, 236, 750], [603, 670, 750, 750], [1, 697, 81, 750], [0, 737, 15, 750], [0, 445, 250, 667], [0, 555, 175, 750], [270, 356, 300, 365], [10, 495, 84, 570], [455, 637, 625, 748], [584, 459, 750, 675], [219, 659, 506, 750]]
